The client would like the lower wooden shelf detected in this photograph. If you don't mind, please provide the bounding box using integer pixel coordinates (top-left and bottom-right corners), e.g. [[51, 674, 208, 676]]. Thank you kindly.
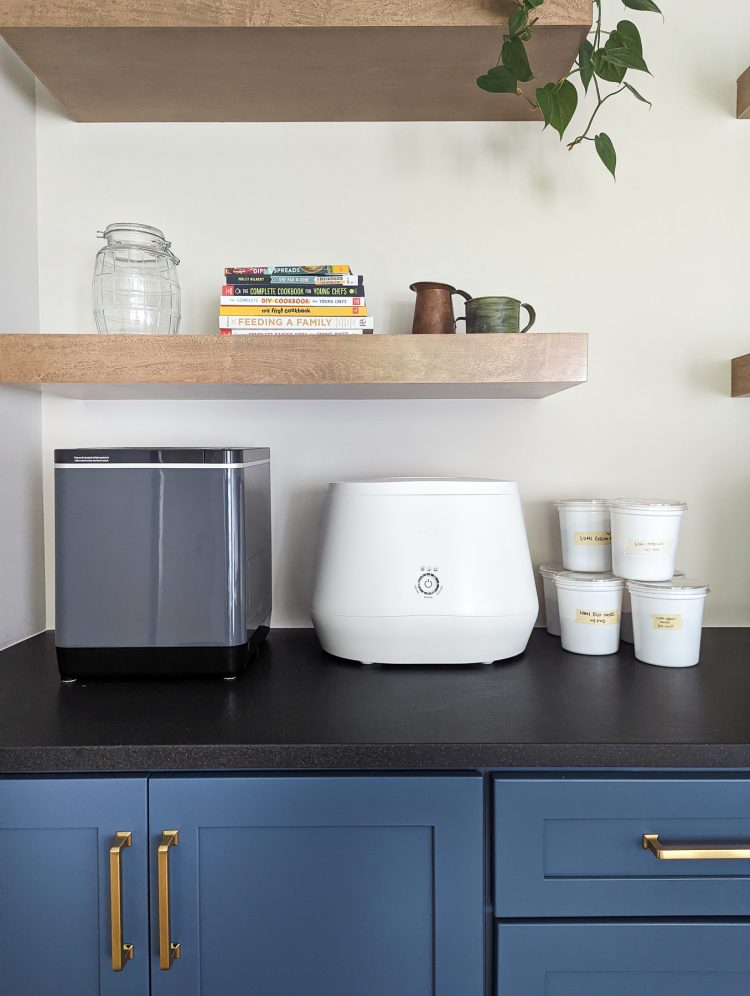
[[0, 332, 588, 400], [731, 352, 750, 397]]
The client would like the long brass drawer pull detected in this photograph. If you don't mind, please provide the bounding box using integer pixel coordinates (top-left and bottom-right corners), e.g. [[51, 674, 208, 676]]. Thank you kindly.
[[158, 830, 181, 969], [643, 833, 750, 860], [109, 831, 134, 971]]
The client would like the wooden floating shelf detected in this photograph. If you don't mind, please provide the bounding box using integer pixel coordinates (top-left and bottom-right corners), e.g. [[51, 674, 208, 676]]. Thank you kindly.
[[0, 1, 591, 122], [738, 67, 750, 120], [731, 352, 750, 397], [0, 333, 588, 400]]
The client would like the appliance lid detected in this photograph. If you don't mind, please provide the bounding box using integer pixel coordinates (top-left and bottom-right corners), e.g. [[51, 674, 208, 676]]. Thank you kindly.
[[328, 477, 519, 496], [54, 447, 269, 466]]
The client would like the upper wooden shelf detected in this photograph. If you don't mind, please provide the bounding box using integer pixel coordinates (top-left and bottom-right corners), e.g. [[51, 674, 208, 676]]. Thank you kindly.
[[738, 67, 750, 119], [0, 333, 588, 400], [731, 353, 750, 396], [0, 1, 591, 122]]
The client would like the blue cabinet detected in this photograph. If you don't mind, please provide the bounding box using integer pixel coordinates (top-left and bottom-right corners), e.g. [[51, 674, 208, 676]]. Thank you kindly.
[[0, 777, 149, 996], [497, 922, 750, 995], [148, 775, 484, 996]]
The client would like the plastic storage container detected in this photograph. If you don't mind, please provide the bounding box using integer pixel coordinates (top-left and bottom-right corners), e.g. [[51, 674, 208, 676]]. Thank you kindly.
[[554, 571, 624, 656], [555, 499, 612, 572], [539, 564, 563, 637], [609, 499, 687, 581], [627, 578, 709, 668], [621, 569, 685, 644]]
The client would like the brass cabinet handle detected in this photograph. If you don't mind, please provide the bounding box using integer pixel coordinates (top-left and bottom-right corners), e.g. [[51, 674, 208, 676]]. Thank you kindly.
[[109, 831, 134, 971], [643, 833, 750, 860], [158, 830, 181, 969]]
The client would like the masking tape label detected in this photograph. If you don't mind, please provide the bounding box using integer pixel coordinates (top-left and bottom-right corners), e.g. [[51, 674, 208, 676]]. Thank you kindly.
[[625, 538, 673, 556], [574, 531, 611, 546], [652, 613, 683, 631], [576, 609, 620, 626]]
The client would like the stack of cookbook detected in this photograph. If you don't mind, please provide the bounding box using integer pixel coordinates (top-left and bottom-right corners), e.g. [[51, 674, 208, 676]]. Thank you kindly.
[[219, 265, 373, 334]]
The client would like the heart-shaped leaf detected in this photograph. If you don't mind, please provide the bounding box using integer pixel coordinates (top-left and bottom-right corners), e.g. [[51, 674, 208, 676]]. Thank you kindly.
[[605, 29, 625, 51], [592, 49, 626, 84], [595, 133, 617, 179], [624, 81, 652, 106], [553, 79, 578, 139], [578, 40, 595, 92], [604, 47, 651, 73], [617, 20, 643, 56], [502, 36, 534, 82], [622, 0, 662, 13], [535, 84, 556, 131], [477, 68, 518, 93], [508, 8, 527, 37], [536, 80, 578, 140], [579, 39, 594, 91]]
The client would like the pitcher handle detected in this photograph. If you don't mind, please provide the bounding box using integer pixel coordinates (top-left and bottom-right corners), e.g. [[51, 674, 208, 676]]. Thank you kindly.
[[520, 303, 536, 333], [455, 316, 466, 332], [454, 289, 472, 302]]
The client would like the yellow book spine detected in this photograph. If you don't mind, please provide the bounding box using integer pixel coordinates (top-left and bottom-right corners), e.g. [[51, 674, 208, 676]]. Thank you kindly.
[[219, 305, 368, 317]]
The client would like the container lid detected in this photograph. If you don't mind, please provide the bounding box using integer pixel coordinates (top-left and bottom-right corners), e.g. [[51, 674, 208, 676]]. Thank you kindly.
[[539, 563, 564, 579], [554, 571, 624, 591], [609, 499, 687, 511], [328, 478, 518, 496], [626, 578, 709, 595], [554, 498, 610, 509], [55, 447, 269, 465]]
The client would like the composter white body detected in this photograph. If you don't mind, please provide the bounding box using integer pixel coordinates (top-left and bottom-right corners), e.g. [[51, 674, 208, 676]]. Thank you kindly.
[[311, 478, 538, 664]]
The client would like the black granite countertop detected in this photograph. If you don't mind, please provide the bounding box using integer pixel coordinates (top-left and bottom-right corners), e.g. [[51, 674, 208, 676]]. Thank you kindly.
[[1, 629, 750, 773]]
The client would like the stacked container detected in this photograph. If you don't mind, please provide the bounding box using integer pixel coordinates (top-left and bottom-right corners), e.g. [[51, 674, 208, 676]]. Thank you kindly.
[[544, 495, 708, 667]]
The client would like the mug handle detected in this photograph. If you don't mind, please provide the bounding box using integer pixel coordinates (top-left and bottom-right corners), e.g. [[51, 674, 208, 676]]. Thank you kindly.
[[520, 303, 536, 333]]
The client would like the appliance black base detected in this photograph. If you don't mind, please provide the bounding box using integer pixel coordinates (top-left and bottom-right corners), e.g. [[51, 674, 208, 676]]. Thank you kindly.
[[56, 626, 270, 680]]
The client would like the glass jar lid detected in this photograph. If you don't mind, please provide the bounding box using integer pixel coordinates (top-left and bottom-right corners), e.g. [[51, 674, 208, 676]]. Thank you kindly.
[[96, 223, 179, 263], [626, 578, 709, 595], [554, 571, 624, 590], [608, 499, 687, 511]]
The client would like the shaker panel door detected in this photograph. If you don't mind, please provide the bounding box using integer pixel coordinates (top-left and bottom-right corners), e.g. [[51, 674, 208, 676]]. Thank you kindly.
[[0, 777, 149, 996], [497, 922, 750, 996], [149, 775, 483, 996]]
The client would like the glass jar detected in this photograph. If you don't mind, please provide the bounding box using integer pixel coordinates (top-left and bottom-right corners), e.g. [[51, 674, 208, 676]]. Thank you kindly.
[[92, 223, 181, 334]]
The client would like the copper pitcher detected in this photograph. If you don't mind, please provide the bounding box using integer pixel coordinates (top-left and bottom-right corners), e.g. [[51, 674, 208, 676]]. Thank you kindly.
[[410, 281, 472, 335]]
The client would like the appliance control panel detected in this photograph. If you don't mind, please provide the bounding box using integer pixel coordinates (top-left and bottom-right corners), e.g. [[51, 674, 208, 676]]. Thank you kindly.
[[416, 567, 442, 597]]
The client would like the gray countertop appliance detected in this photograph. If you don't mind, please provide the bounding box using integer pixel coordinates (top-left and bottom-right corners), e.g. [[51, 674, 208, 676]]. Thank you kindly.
[[54, 447, 271, 679]]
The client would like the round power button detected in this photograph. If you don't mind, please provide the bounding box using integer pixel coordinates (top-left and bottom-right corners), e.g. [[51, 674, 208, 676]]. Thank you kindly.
[[418, 572, 439, 595]]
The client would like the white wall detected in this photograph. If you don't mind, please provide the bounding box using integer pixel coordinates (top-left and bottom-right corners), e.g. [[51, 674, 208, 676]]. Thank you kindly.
[[0, 40, 45, 648], [36, 0, 750, 627]]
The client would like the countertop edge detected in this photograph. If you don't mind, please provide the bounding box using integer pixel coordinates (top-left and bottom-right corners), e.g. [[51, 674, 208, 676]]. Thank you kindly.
[[3, 743, 750, 774]]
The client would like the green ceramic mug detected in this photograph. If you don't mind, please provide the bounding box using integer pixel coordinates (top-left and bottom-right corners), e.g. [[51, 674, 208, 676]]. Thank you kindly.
[[456, 296, 536, 334]]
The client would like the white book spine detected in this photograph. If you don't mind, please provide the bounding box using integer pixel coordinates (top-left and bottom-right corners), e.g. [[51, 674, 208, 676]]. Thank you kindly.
[[220, 329, 370, 336], [220, 296, 365, 308], [220, 316, 374, 330]]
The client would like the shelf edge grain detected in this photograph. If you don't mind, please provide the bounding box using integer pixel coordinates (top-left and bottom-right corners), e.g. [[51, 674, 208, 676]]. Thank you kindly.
[[731, 352, 750, 397], [0, 333, 588, 395]]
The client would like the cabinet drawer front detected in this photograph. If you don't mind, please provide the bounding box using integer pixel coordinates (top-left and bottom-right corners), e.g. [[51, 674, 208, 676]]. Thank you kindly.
[[494, 777, 750, 917], [497, 922, 750, 995]]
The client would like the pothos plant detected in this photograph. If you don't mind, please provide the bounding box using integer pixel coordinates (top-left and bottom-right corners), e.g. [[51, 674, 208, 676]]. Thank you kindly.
[[477, 0, 663, 178]]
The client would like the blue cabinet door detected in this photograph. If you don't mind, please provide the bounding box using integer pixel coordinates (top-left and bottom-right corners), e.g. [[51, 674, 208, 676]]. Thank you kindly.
[[0, 777, 149, 996], [149, 774, 483, 996], [497, 922, 750, 995]]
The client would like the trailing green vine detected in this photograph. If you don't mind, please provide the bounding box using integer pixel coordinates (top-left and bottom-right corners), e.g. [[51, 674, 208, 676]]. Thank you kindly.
[[477, 0, 663, 178]]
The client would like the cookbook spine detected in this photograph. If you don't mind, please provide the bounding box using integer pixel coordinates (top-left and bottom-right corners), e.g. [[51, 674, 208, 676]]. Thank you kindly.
[[225, 273, 362, 286], [220, 315, 374, 330], [220, 296, 365, 308], [219, 305, 367, 317], [221, 284, 365, 297], [224, 265, 352, 276]]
